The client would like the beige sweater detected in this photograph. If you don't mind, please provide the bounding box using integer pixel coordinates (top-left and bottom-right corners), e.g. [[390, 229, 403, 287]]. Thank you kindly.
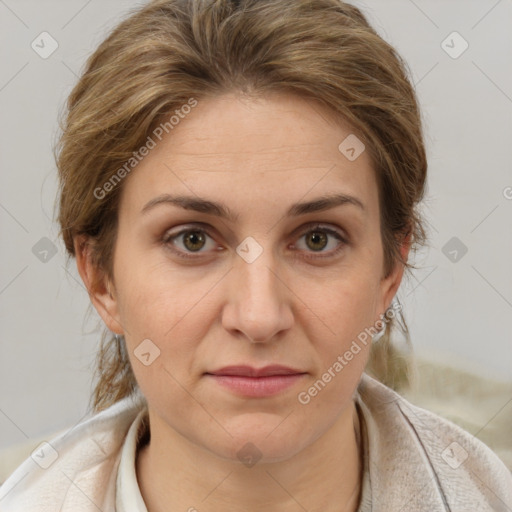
[[0, 373, 510, 511]]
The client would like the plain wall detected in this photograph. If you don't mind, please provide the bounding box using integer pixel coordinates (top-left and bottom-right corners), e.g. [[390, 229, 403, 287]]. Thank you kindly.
[[0, 0, 511, 451]]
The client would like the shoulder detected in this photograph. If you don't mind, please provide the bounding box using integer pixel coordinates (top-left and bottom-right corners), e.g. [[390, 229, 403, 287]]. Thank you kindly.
[[356, 373, 512, 511], [0, 393, 146, 512]]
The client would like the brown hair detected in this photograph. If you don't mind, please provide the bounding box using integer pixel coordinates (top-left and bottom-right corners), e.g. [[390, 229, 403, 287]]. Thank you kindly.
[[55, 0, 428, 413]]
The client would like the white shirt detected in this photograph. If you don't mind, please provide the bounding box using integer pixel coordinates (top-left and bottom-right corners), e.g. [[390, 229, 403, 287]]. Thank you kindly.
[[116, 407, 149, 511], [1, 373, 511, 511]]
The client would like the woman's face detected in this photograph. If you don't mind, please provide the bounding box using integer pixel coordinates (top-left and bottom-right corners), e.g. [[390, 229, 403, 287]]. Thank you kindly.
[[85, 92, 406, 463]]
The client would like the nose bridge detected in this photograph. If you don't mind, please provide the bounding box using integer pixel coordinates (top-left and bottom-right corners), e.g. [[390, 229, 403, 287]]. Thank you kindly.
[[237, 236, 281, 309], [226, 235, 292, 342]]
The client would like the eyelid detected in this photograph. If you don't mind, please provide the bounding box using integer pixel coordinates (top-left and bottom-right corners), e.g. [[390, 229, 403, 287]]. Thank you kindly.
[[291, 222, 349, 243]]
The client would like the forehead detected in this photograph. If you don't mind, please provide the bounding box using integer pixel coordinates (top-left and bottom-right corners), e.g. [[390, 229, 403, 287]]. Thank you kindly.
[[119, 92, 378, 219]]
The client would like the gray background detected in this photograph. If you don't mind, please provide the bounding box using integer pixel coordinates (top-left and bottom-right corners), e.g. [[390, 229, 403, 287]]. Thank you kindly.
[[0, 0, 511, 451]]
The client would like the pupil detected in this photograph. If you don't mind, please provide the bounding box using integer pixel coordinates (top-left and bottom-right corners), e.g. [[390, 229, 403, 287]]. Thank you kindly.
[[185, 231, 205, 251], [308, 232, 327, 251]]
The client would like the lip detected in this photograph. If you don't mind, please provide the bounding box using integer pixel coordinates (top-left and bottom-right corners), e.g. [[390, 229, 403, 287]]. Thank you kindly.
[[206, 365, 305, 377], [205, 365, 307, 398]]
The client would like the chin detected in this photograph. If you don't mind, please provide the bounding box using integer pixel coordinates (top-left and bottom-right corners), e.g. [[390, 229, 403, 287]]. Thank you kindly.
[[207, 422, 310, 465]]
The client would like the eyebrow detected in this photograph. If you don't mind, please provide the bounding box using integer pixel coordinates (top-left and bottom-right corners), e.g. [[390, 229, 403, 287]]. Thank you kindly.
[[140, 192, 365, 221]]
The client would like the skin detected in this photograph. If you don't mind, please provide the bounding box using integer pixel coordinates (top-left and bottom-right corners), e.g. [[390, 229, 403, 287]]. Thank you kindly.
[[76, 91, 410, 512]]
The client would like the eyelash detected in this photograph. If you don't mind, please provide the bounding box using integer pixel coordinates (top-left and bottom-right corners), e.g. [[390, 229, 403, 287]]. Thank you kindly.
[[161, 223, 348, 261]]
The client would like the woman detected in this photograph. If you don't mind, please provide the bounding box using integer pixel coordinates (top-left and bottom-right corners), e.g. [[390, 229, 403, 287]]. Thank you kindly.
[[1, 0, 510, 510]]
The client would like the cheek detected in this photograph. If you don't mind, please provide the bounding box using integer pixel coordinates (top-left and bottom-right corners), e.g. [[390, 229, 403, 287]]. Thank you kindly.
[[297, 281, 376, 407], [304, 270, 380, 339], [113, 250, 185, 326], [114, 258, 218, 372], [299, 273, 379, 391]]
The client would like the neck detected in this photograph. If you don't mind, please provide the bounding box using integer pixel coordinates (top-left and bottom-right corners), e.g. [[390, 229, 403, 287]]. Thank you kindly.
[[136, 402, 362, 512]]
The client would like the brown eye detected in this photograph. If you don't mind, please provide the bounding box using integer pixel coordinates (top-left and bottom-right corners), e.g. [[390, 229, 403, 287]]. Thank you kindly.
[[294, 224, 348, 260], [305, 231, 328, 251], [162, 227, 217, 259], [182, 230, 206, 252]]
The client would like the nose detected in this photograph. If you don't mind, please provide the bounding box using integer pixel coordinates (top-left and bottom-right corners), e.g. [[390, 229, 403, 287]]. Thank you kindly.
[[221, 244, 294, 344]]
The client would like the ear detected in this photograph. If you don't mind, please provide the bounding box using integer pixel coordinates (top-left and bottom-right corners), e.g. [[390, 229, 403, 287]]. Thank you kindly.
[[377, 231, 412, 315], [74, 235, 124, 335]]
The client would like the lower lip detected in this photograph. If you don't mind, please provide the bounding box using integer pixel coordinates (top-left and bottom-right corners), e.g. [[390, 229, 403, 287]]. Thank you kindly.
[[205, 373, 306, 397]]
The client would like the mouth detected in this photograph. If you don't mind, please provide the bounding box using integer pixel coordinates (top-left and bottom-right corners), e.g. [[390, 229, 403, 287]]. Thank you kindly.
[[204, 365, 307, 397]]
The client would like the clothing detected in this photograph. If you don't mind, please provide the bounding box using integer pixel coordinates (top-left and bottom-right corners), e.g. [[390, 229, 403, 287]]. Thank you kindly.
[[0, 373, 511, 511]]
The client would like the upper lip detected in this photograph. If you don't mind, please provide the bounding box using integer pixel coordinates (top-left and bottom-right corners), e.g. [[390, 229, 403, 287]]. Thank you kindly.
[[206, 365, 306, 377]]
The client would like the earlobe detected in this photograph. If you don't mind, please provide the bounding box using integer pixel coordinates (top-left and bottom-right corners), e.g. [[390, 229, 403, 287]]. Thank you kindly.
[[73, 235, 124, 335]]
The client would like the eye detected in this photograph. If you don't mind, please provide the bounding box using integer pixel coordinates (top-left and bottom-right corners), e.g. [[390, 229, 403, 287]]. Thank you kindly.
[[162, 223, 348, 260], [292, 224, 347, 259], [162, 226, 218, 259]]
